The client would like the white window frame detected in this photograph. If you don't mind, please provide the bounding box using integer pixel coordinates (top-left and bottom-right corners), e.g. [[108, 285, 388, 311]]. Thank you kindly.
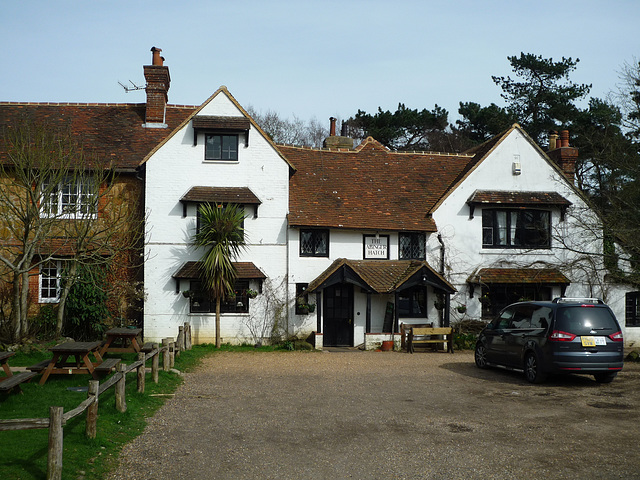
[[41, 177, 98, 219], [39, 260, 63, 303]]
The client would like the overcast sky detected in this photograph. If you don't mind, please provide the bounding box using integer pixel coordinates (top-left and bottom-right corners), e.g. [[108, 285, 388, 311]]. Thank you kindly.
[[1, 1, 639, 127]]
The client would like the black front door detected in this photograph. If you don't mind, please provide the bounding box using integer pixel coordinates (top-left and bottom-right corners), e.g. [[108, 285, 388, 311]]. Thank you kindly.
[[323, 284, 354, 347]]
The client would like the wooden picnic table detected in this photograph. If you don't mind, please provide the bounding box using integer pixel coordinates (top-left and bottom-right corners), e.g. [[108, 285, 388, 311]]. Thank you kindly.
[[0, 351, 14, 378], [0, 352, 38, 393], [29, 341, 104, 385], [99, 327, 143, 356]]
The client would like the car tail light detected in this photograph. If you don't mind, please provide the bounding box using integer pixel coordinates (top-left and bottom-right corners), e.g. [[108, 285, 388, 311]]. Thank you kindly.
[[549, 330, 576, 341], [608, 331, 623, 342]]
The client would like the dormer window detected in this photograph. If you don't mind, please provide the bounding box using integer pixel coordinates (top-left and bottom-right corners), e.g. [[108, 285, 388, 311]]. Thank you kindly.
[[192, 116, 250, 160], [205, 134, 238, 161]]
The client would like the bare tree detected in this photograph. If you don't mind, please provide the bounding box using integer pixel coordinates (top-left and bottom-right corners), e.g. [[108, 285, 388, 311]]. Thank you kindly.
[[245, 106, 328, 148], [0, 122, 144, 341]]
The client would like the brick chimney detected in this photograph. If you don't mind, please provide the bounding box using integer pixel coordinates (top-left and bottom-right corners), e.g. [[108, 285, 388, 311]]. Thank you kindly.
[[547, 129, 577, 184], [323, 117, 354, 149], [143, 47, 170, 127]]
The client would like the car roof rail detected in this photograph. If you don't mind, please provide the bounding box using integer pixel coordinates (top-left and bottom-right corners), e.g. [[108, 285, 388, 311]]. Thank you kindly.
[[552, 297, 604, 304]]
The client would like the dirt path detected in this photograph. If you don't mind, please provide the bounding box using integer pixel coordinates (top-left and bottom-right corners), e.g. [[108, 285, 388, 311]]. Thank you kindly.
[[107, 350, 640, 480]]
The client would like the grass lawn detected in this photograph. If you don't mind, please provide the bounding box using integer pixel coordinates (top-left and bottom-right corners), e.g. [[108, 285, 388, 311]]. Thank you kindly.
[[0, 344, 222, 480]]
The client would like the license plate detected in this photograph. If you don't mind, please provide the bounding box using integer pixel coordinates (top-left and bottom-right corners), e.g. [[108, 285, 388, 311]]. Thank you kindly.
[[581, 336, 607, 347]]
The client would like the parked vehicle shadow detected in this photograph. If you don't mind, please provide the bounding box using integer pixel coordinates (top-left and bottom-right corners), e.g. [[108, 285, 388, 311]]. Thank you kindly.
[[439, 359, 604, 387]]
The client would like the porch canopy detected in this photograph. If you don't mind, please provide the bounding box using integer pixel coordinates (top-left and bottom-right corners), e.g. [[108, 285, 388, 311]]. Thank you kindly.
[[466, 190, 572, 219], [307, 258, 456, 331], [179, 186, 262, 218], [467, 267, 570, 287], [172, 261, 266, 292]]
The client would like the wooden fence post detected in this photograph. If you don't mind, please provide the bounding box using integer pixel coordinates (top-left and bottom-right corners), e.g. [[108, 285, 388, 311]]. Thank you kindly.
[[169, 341, 175, 368], [85, 380, 99, 439], [115, 363, 127, 413], [176, 326, 184, 357], [152, 343, 159, 383], [162, 338, 170, 371], [47, 406, 63, 480], [137, 352, 145, 393], [185, 322, 192, 350]]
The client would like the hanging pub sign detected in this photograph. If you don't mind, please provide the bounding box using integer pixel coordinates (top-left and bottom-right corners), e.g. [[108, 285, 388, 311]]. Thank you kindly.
[[363, 234, 389, 259]]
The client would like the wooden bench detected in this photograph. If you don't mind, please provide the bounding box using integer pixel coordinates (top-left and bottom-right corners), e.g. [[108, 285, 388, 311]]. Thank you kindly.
[[27, 360, 50, 372], [94, 358, 121, 373], [407, 327, 454, 354], [400, 323, 433, 351], [0, 371, 38, 393]]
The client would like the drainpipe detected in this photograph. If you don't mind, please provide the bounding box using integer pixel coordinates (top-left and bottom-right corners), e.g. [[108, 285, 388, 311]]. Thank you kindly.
[[437, 234, 449, 327]]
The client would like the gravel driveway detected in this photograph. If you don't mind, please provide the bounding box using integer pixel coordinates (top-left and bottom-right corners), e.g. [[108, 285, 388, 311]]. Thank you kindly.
[[107, 350, 640, 480]]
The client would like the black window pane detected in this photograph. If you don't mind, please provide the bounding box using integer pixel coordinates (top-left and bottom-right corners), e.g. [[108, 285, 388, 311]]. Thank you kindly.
[[300, 230, 328, 257]]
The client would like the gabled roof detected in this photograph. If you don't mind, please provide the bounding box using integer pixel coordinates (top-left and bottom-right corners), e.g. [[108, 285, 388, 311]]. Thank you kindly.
[[141, 86, 295, 170], [429, 124, 582, 214], [280, 137, 473, 232], [307, 258, 455, 294], [0, 102, 196, 171]]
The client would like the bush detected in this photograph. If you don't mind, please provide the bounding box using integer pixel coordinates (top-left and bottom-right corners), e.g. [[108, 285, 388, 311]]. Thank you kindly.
[[63, 266, 109, 340], [30, 305, 58, 339]]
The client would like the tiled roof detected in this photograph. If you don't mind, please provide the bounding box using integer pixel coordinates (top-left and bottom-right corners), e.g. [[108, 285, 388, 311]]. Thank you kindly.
[[307, 258, 455, 294], [172, 261, 266, 279], [180, 187, 261, 204], [0, 102, 196, 171], [467, 190, 571, 206], [468, 268, 570, 285], [280, 137, 473, 232]]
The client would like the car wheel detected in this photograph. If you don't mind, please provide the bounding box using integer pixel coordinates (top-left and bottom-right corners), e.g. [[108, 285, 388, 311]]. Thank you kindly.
[[594, 372, 617, 384], [524, 352, 547, 384], [474, 344, 488, 369]]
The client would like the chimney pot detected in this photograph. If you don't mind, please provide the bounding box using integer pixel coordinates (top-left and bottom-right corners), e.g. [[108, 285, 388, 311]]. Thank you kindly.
[[151, 46, 164, 66], [560, 129, 570, 148], [549, 132, 558, 150], [329, 117, 337, 136]]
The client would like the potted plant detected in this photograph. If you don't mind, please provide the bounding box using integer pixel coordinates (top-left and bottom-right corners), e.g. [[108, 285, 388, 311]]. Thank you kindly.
[[434, 298, 446, 310], [246, 289, 259, 299], [307, 303, 316, 313], [182, 290, 193, 298], [456, 305, 467, 314]]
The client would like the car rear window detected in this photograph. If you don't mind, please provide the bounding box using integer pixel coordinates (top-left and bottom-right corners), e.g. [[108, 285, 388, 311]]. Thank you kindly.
[[555, 306, 619, 334]]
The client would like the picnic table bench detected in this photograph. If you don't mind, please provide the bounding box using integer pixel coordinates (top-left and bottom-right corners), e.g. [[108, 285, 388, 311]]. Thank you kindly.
[[99, 327, 143, 356], [27, 341, 113, 385], [0, 352, 38, 394], [407, 327, 454, 354]]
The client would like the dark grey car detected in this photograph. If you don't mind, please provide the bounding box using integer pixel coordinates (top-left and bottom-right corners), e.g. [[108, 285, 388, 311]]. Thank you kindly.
[[474, 298, 624, 383]]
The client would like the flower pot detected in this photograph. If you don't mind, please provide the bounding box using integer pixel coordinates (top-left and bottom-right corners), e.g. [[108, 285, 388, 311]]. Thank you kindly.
[[381, 340, 394, 351]]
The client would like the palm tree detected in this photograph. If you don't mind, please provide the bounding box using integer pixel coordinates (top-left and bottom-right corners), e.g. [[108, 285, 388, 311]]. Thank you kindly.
[[192, 203, 246, 347]]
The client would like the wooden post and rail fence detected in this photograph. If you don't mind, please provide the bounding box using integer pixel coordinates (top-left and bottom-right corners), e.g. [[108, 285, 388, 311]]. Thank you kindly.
[[0, 322, 192, 480]]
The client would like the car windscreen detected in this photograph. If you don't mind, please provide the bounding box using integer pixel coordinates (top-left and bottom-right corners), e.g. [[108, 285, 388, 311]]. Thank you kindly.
[[555, 306, 619, 335]]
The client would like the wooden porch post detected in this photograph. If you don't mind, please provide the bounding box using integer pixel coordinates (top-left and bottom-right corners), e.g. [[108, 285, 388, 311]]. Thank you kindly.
[[366, 292, 372, 333]]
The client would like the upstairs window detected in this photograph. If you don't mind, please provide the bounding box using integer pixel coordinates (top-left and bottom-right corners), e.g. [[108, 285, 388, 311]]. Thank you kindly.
[[205, 134, 238, 161], [300, 229, 329, 257], [482, 209, 550, 249], [196, 203, 245, 236], [41, 177, 97, 218], [399, 232, 426, 260]]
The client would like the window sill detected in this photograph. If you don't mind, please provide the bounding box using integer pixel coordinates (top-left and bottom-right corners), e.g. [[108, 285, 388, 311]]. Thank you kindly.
[[203, 159, 239, 164]]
